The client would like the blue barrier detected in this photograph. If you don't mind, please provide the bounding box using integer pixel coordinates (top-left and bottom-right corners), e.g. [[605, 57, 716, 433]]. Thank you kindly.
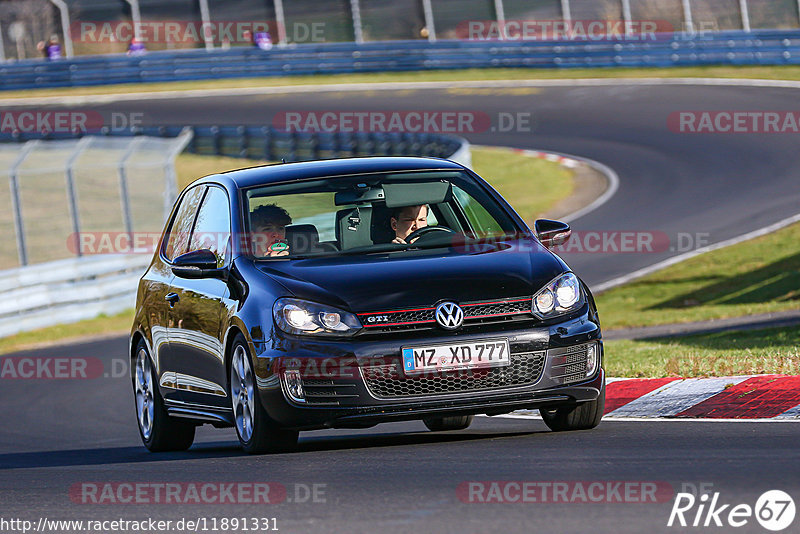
[[3, 30, 800, 91], [0, 126, 464, 163]]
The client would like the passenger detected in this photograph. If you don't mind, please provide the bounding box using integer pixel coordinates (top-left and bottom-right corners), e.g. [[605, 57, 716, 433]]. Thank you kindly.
[[251, 204, 292, 256], [391, 204, 429, 244]]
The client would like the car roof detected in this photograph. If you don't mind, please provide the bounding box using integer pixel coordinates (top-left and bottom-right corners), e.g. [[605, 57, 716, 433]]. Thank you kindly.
[[195, 156, 467, 189]]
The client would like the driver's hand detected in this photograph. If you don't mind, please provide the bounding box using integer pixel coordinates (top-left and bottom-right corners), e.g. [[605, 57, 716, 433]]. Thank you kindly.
[[392, 237, 407, 244]]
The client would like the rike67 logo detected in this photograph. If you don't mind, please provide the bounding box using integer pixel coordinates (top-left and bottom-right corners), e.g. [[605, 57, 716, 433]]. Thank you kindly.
[[668, 488, 795, 531]]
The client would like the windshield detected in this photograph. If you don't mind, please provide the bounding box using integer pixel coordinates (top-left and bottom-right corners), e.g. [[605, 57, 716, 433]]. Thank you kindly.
[[244, 170, 521, 259]]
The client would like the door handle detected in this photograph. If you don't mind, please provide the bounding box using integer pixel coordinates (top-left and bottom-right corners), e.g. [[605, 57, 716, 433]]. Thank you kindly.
[[165, 292, 180, 307]]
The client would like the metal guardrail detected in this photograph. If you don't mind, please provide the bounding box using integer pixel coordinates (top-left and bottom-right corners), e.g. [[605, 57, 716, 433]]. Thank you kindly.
[[0, 255, 150, 338], [2, 30, 800, 91], [0, 128, 470, 337]]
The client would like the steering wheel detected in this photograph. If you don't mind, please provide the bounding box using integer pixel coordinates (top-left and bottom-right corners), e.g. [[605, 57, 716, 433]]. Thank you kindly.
[[405, 225, 456, 243]]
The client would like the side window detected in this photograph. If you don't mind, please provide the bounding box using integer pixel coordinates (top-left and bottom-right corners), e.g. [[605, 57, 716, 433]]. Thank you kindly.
[[452, 185, 503, 238], [164, 186, 205, 261], [189, 186, 231, 268]]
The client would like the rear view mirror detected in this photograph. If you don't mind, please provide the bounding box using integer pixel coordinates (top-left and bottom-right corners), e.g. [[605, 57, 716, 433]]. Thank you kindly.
[[334, 186, 385, 206], [535, 219, 571, 248]]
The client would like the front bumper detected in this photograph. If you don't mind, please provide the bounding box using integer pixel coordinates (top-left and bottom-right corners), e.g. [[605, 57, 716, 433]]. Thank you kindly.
[[252, 310, 603, 429]]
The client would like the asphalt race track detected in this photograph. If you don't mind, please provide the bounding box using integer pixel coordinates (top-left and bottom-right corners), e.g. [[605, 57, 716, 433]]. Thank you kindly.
[[2, 81, 800, 533]]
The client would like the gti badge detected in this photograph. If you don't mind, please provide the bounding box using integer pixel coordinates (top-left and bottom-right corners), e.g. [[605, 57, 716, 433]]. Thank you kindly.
[[435, 302, 464, 330]]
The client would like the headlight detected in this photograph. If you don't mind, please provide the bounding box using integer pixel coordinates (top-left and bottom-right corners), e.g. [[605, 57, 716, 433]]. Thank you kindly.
[[273, 298, 362, 336], [532, 272, 585, 318]]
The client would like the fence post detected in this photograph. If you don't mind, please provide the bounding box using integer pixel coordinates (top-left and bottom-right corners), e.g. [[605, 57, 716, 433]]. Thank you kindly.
[[560, 0, 572, 28], [47, 0, 74, 57], [122, 0, 143, 41], [421, 0, 437, 42], [0, 21, 6, 62], [118, 137, 146, 238], [350, 0, 364, 44], [494, 0, 506, 40], [65, 137, 93, 258], [273, 0, 288, 46], [739, 0, 751, 31], [163, 128, 194, 221], [621, 0, 633, 36], [8, 141, 39, 267], [798, 0, 800, 28], [198, 0, 214, 50], [681, 0, 694, 33]]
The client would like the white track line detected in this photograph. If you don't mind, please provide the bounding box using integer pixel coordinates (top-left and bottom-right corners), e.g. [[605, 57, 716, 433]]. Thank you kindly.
[[593, 211, 800, 292], [513, 149, 620, 223]]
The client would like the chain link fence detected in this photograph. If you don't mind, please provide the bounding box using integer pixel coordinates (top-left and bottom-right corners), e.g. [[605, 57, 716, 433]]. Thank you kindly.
[[2, 0, 800, 61], [0, 133, 190, 269]]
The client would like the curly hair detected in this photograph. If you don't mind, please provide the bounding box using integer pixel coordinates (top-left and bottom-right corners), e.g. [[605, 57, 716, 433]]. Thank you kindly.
[[251, 204, 292, 228]]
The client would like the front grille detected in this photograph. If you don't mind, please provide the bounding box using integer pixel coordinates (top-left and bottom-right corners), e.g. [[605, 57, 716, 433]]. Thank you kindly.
[[361, 351, 545, 399], [549, 344, 594, 385], [300, 378, 358, 406], [358, 297, 532, 332]]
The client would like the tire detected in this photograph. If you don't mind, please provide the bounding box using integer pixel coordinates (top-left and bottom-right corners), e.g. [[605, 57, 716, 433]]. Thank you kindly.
[[133, 341, 195, 452], [422, 415, 474, 431], [229, 334, 298, 454], [540, 382, 605, 432]]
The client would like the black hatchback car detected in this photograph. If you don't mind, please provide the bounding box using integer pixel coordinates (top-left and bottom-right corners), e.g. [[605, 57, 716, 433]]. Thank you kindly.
[[130, 157, 604, 453]]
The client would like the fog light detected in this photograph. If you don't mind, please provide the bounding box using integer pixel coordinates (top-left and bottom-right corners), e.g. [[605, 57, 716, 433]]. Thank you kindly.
[[283, 369, 305, 403], [585, 344, 598, 377]]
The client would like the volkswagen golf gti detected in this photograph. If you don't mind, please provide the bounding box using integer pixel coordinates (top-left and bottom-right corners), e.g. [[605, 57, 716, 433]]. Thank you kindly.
[[130, 156, 605, 454]]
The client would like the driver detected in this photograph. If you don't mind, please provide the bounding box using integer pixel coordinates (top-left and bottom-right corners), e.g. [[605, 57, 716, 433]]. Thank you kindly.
[[391, 204, 429, 244], [251, 204, 292, 256]]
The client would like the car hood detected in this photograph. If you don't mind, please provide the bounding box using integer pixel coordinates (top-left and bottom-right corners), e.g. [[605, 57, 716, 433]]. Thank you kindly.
[[254, 238, 567, 313]]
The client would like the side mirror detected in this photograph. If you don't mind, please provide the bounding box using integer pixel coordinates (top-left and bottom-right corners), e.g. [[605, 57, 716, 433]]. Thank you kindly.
[[171, 249, 226, 279], [534, 219, 571, 248]]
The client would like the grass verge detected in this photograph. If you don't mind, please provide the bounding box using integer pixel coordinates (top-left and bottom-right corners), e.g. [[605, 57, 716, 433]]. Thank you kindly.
[[0, 146, 572, 355], [5, 65, 800, 100], [0, 309, 133, 355], [604, 325, 800, 378], [596, 222, 800, 329]]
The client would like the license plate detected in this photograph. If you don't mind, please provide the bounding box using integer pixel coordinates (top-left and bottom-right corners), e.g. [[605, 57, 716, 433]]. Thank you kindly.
[[401, 339, 511, 375]]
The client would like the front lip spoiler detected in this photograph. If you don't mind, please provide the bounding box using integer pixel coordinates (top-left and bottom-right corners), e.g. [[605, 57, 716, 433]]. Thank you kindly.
[[331, 394, 573, 424]]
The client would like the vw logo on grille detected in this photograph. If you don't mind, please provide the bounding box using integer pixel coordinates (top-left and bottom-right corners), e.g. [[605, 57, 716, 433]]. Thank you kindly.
[[435, 302, 464, 330]]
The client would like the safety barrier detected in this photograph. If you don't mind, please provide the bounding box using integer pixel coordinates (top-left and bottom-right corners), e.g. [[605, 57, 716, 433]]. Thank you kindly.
[[2, 29, 800, 91], [0, 255, 150, 338]]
